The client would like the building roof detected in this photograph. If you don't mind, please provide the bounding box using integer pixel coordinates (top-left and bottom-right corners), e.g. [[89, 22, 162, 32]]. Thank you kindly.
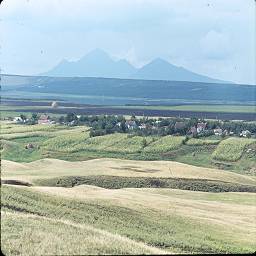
[[175, 122, 185, 130], [197, 122, 207, 129], [126, 120, 137, 125], [190, 126, 197, 133], [39, 114, 49, 120]]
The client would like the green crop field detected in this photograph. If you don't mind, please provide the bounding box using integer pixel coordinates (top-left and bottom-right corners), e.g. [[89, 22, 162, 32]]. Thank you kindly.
[[143, 135, 185, 153], [212, 137, 256, 161], [1, 122, 255, 173], [43, 130, 90, 153], [0, 123, 64, 135], [186, 138, 220, 146]]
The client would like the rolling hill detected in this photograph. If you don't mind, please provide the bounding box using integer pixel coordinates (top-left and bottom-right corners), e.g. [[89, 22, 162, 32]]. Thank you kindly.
[[1, 74, 254, 106]]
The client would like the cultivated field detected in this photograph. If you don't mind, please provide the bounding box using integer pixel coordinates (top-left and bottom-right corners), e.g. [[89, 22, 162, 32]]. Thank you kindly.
[[212, 137, 256, 161], [1, 99, 256, 121], [1, 122, 256, 255], [1, 122, 255, 173]]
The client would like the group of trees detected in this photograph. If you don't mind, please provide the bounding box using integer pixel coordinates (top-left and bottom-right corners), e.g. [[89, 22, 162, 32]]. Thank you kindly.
[[57, 113, 256, 138], [19, 112, 256, 138], [18, 113, 38, 125]]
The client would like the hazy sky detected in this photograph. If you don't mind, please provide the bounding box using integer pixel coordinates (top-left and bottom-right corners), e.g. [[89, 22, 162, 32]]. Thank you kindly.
[[0, 0, 255, 84]]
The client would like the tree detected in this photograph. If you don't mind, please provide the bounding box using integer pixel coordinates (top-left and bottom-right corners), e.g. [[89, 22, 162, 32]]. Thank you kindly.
[[120, 120, 126, 132], [131, 114, 136, 121], [20, 114, 27, 121], [65, 113, 77, 123], [31, 113, 38, 120], [58, 116, 65, 124]]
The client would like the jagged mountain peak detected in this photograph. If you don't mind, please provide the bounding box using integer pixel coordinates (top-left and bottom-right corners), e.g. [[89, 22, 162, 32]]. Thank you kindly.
[[41, 49, 226, 83]]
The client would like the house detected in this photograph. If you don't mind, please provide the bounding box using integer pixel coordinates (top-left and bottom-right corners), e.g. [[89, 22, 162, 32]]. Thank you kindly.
[[197, 122, 207, 133], [174, 122, 186, 131], [214, 128, 223, 136], [25, 143, 34, 149], [125, 120, 137, 130], [189, 126, 197, 136], [38, 115, 51, 125], [13, 117, 23, 123], [138, 124, 147, 130], [68, 120, 77, 126], [240, 130, 251, 138], [223, 129, 229, 136]]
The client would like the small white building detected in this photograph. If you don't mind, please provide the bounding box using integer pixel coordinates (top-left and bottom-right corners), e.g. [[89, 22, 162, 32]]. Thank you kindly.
[[138, 124, 147, 130], [240, 130, 251, 137], [13, 117, 23, 123], [197, 122, 207, 133], [125, 120, 137, 130], [214, 128, 223, 136]]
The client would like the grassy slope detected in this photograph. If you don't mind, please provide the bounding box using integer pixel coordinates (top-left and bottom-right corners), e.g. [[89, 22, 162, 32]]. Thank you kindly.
[[1, 123, 256, 254], [2, 211, 165, 256], [2, 185, 256, 254], [2, 158, 256, 186], [1, 122, 255, 174]]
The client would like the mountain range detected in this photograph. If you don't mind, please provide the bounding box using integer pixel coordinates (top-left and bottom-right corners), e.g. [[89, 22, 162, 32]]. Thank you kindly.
[[41, 49, 225, 83]]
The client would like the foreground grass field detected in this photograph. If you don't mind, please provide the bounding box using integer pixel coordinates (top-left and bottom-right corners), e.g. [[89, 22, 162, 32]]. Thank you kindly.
[[2, 185, 256, 255], [2, 210, 165, 255]]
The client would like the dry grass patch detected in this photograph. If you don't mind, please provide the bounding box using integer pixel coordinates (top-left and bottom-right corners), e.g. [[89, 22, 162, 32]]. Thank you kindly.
[[1, 211, 167, 255], [2, 158, 256, 185]]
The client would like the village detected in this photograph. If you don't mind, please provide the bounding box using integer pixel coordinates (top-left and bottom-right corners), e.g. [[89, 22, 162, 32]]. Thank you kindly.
[[11, 110, 255, 139]]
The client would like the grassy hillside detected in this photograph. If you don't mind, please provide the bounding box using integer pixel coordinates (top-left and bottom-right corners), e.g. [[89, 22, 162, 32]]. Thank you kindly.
[[2, 158, 255, 186], [2, 211, 164, 256], [2, 74, 255, 106], [1, 121, 256, 255], [2, 185, 256, 254], [1, 122, 255, 174]]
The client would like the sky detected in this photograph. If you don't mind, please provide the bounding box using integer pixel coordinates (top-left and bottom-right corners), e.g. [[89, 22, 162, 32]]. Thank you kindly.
[[0, 0, 255, 84]]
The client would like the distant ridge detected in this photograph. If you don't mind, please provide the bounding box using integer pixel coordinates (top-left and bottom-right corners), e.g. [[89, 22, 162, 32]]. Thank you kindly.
[[41, 48, 227, 83]]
